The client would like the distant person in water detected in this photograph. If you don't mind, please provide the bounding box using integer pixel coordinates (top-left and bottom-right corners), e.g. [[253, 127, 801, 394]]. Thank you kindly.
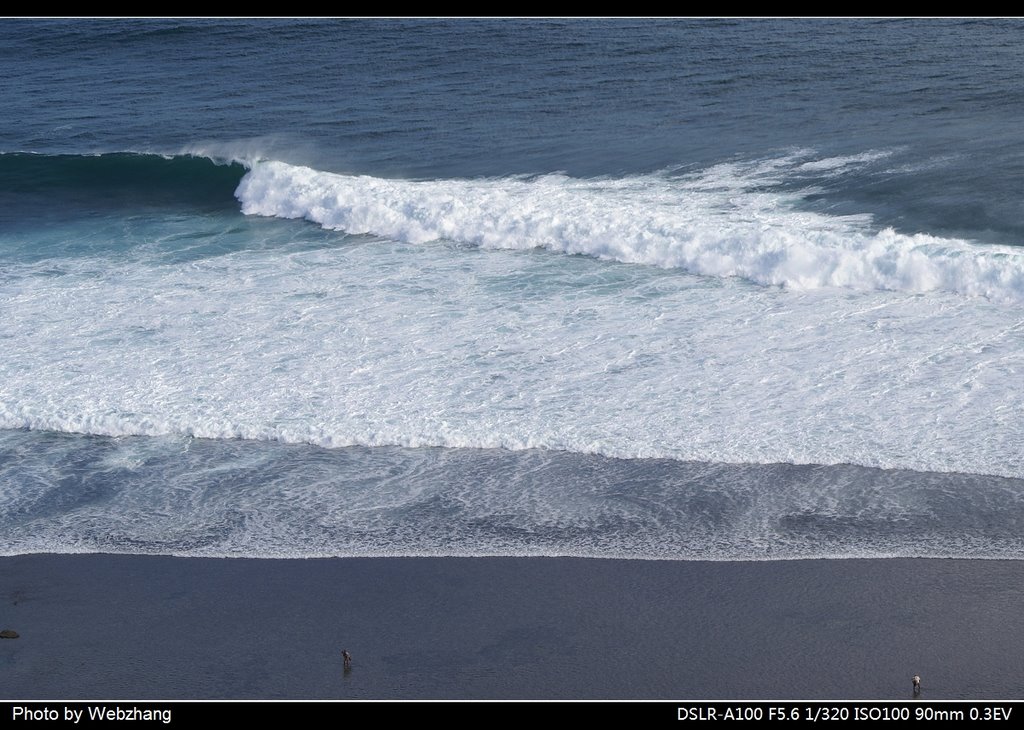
[[342, 650, 352, 670], [912, 675, 921, 694]]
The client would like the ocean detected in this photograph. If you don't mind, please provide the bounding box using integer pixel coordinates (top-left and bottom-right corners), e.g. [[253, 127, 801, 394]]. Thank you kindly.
[[4, 18, 1024, 562]]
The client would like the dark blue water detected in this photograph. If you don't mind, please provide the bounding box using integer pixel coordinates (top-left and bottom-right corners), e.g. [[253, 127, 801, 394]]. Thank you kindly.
[[6, 19, 1023, 239], [3, 18, 1024, 560]]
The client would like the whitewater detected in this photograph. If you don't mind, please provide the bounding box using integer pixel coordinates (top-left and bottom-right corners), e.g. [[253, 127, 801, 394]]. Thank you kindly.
[[3, 152, 1024, 480]]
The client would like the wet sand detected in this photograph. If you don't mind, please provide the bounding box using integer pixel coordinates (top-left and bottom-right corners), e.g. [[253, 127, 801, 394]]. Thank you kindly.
[[2, 554, 1022, 699]]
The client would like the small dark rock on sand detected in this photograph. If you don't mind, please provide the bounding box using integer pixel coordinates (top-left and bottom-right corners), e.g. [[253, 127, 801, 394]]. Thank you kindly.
[[0, 629, 19, 639]]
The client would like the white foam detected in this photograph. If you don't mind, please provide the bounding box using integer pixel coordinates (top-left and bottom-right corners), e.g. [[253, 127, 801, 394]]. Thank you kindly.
[[795, 149, 895, 173], [3, 440, 1023, 560], [235, 155, 1024, 301], [3, 222, 1024, 481]]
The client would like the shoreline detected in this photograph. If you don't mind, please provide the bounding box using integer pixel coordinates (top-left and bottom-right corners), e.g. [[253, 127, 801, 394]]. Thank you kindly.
[[2, 554, 1022, 700]]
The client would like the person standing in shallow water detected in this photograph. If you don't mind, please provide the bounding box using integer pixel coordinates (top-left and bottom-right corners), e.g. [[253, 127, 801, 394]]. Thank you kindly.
[[342, 650, 352, 670], [912, 675, 921, 694]]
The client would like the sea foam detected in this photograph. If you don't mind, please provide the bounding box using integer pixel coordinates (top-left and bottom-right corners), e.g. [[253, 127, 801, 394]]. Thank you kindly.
[[236, 157, 1024, 301]]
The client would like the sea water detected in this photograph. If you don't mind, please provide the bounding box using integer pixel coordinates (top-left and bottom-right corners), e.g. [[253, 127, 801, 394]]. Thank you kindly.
[[3, 18, 1024, 560]]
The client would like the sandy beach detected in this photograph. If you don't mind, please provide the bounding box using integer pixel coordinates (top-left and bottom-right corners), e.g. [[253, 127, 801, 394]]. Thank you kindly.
[[2, 554, 1022, 700]]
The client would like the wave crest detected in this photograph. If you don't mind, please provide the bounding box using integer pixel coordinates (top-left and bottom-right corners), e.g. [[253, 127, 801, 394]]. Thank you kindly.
[[236, 158, 1024, 301]]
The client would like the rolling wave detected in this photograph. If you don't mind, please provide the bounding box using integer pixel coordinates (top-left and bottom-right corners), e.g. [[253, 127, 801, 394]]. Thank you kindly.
[[6, 150, 1024, 303], [236, 157, 1024, 301], [0, 151, 245, 209]]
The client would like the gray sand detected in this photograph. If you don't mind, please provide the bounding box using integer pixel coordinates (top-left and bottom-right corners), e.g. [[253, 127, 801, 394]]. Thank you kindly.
[[2, 555, 1023, 699]]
